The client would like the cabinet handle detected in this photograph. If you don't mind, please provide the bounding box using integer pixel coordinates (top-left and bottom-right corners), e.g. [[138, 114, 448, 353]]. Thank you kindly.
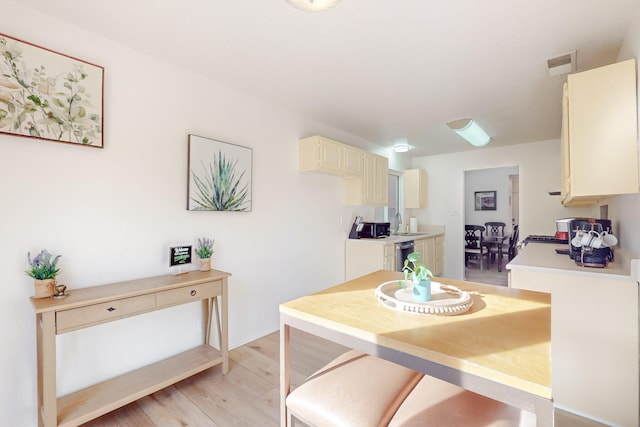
[[107, 307, 116, 312], [190, 290, 197, 296]]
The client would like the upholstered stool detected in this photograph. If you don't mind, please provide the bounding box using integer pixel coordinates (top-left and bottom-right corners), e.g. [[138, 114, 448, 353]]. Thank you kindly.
[[388, 374, 536, 427], [285, 350, 423, 427]]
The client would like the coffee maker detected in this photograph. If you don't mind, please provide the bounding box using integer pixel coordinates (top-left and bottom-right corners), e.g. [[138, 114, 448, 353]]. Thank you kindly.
[[569, 219, 614, 267]]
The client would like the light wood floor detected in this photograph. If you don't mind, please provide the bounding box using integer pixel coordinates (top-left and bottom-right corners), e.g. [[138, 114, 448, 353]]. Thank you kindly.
[[464, 258, 509, 287], [82, 330, 607, 427]]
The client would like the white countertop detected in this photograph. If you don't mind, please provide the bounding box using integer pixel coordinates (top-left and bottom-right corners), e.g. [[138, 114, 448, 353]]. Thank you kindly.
[[507, 242, 638, 281]]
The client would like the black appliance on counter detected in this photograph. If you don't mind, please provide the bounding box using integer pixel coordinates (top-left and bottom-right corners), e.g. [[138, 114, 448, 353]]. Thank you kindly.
[[348, 217, 391, 239], [524, 235, 568, 244], [569, 219, 613, 267], [358, 222, 391, 239]]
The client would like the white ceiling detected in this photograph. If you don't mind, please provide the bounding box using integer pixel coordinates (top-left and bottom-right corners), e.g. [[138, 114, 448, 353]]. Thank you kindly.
[[18, 0, 640, 157]]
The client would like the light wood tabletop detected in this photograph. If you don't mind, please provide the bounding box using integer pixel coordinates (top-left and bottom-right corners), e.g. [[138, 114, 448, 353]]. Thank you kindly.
[[280, 270, 553, 426]]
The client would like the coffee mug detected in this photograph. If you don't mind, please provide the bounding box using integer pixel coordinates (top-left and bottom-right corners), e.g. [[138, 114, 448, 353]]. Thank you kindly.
[[581, 230, 600, 248], [602, 232, 618, 247], [572, 230, 585, 247]]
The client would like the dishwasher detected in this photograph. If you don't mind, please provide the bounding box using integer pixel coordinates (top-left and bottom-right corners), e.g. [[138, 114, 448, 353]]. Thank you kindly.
[[395, 240, 414, 271]]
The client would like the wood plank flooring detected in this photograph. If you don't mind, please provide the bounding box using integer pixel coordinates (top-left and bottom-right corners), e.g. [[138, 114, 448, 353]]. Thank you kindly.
[[82, 329, 607, 427]]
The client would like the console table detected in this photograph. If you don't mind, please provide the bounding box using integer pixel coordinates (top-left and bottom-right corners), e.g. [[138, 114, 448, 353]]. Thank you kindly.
[[30, 269, 231, 427]]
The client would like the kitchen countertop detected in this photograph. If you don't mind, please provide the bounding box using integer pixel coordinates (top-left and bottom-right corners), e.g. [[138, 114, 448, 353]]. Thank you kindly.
[[348, 231, 443, 245], [507, 242, 638, 281]]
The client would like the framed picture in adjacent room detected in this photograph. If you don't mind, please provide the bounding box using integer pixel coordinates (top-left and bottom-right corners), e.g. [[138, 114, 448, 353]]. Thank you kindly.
[[187, 134, 252, 212], [0, 33, 104, 147], [475, 191, 497, 211]]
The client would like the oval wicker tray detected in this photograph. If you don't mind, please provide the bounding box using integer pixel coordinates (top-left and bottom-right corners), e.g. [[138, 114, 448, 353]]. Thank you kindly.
[[375, 280, 473, 316]]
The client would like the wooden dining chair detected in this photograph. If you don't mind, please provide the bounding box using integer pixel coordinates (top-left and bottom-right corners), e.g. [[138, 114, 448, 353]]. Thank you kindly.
[[488, 224, 520, 269], [465, 225, 489, 271], [485, 221, 506, 234]]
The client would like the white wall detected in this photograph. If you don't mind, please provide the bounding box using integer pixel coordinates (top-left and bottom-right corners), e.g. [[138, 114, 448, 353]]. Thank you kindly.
[[0, 2, 382, 425], [411, 139, 594, 279], [464, 166, 518, 231]]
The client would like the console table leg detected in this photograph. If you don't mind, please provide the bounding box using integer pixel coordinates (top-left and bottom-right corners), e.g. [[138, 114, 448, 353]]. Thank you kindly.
[[37, 311, 56, 427]]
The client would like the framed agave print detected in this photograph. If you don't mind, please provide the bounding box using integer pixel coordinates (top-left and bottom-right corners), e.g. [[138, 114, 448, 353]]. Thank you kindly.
[[0, 33, 104, 147], [187, 134, 252, 211]]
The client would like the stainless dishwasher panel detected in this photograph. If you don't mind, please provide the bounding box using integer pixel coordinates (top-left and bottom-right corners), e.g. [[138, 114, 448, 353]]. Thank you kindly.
[[396, 240, 415, 271]]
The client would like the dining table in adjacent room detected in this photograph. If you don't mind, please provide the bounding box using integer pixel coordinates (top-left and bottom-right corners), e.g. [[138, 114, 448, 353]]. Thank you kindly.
[[485, 231, 511, 271], [279, 270, 553, 426]]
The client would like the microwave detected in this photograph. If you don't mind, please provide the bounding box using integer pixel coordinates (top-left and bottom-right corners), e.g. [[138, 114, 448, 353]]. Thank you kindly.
[[358, 222, 391, 239]]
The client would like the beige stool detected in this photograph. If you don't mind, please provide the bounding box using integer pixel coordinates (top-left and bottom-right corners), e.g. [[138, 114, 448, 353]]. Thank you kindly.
[[388, 374, 535, 427], [285, 350, 423, 427]]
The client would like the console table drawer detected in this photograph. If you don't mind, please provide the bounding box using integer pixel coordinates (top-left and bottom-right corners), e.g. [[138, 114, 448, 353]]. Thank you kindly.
[[56, 294, 156, 333], [156, 281, 222, 308]]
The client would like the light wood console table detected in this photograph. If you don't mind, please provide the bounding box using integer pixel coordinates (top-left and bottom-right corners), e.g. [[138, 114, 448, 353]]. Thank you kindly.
[[30, 269, 231, 427]]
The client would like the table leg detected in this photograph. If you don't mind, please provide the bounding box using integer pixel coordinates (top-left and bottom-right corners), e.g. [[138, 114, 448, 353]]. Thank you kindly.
[[280, 321, 291, 427], [498, 243, 503, 272]]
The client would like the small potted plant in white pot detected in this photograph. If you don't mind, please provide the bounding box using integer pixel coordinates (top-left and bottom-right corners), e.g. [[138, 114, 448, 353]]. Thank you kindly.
[[402, 251, 433, 302], [26, 249, 61, 298], [196, 237, 215, 271]]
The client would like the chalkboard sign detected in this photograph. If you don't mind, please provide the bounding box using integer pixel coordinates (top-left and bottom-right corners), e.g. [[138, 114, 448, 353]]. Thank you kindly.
[[169, 245, 192, 267]]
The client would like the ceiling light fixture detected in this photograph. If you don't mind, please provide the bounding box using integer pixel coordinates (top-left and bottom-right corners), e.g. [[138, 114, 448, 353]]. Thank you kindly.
[[446, 118, 491, 147], [286, 0, 341, 12], [393, 139, 411, 153]]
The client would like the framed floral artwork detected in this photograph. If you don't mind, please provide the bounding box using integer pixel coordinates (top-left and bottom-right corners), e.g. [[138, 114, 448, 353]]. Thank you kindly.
[[187, 134, 252, 212], [0, 33, 104, 147]]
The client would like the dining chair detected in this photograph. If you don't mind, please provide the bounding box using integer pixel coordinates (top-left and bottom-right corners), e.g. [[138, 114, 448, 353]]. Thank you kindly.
[[465, 225, 489, 271], [485, 221, 506, 234], [487, 224, 520, 269]]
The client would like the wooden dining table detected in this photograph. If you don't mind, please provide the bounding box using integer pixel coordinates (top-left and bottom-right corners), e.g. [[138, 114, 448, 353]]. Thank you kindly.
[[279, 270, 553, 426], [485, 231, 511, 272]]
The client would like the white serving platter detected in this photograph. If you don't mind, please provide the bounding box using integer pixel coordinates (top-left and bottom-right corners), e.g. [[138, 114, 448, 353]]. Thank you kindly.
[[375, 280, 473, 316]]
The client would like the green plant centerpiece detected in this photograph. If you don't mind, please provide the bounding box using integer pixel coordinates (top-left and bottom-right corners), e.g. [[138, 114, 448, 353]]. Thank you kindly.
[[196, 237, 215, 271], [402, 251, 433, 302], [26, 249, 61, 298]]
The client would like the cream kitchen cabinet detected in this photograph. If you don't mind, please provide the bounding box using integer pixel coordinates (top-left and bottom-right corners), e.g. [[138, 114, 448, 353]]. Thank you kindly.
[[345, 240, 395, 281], [560, 58, 639, 206], [344, 152, 388, 206], [299, 135, 362, 176], [414, 236, 442, 276], [404, 168, 427, 208], [435, 235, 444, 276]]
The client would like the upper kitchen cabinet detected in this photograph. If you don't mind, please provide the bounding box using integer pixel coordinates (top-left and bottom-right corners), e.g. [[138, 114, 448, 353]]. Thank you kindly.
[[344, 152, 388, 206], [299, 135, 362, 176], [560, 59, 639, 206], [404, 168, 427, 208]]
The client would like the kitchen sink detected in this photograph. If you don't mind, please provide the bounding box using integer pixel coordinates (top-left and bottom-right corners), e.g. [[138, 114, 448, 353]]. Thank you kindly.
[[395, 232, 425, 236]]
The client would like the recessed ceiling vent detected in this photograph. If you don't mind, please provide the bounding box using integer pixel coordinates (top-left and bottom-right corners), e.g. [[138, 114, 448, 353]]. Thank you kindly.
[[547, 50, 577, 76]]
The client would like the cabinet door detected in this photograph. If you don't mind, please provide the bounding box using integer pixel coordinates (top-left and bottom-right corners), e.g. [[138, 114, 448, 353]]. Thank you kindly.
[[375, 155, 389, 206], [435, 235, 444, 276], [413, 239, 427, 265], [563, 59, 639, 205], [362, 152, 378, 205], [344, 146, 363, 176], [318, 137, 343, 174], [404, 169, 427, 208]]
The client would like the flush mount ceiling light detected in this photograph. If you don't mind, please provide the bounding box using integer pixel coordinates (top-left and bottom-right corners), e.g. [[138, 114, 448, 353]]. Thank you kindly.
[[446, 118, 491, 147], [393, 139, 411, 153], [286, 0, 341, 12]]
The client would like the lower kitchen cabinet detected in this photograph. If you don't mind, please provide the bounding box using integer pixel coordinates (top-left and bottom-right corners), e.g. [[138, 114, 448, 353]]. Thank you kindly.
[[509, 258, 638, 427], [345, 234, 444, 281], [345, 240, 395, 281]]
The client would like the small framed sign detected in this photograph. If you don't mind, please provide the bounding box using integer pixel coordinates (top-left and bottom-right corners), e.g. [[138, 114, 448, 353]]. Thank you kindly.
[[169, 245, 192, 267]]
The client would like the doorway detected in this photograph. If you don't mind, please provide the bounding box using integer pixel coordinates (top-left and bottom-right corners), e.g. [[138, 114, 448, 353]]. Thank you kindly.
[[463, 166, 519, 285]]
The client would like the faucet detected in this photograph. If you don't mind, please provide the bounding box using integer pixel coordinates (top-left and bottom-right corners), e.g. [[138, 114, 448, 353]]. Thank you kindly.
[[395, 212, 402, 234]]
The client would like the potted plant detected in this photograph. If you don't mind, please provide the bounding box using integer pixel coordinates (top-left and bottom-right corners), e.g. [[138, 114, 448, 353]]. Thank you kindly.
[[402, 251, 433, 302], [196, 237, 215, 271], [26, 249, 61, 298]]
